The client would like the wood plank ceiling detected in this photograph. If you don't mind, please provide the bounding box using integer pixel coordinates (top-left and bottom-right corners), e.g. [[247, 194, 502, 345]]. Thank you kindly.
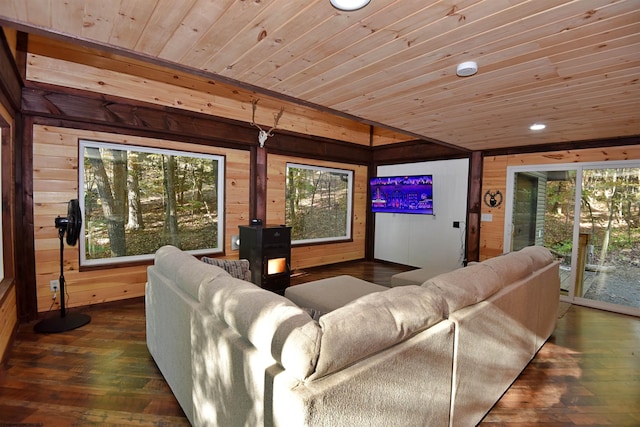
[[1, 0, 639, 151]]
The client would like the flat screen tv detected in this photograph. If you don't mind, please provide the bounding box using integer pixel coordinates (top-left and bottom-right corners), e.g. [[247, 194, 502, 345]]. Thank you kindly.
[[370, 174, 433, 214]]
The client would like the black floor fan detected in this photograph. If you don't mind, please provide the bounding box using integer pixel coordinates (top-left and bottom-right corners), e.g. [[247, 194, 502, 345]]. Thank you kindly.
[[34, 199, 91, 333]]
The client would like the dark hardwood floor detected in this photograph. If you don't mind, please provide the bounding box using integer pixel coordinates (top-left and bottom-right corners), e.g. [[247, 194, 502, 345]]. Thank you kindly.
[[1, 261, 638, 426]]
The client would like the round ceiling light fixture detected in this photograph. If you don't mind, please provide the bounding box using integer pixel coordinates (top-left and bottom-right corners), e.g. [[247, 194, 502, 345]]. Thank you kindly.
[[529, 123, 547, 131], [456, 61, 478, 77], [330, 0, 371, 11]]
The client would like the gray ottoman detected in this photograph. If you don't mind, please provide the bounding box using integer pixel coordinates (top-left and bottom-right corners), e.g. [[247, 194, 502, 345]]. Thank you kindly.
[[285, 275, 388, 314]]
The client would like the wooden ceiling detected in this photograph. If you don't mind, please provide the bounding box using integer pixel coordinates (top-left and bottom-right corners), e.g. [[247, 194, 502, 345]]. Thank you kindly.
[[1, 0, 639, 151]]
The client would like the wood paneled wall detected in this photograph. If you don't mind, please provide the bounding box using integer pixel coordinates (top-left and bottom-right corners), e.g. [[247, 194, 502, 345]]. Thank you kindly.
[[371, 127, 414, 146], [31, 125, 369, 310], [0, 284, 16, 362], [267, 154, 367, 270], [21, 35, 381, 311], [26, 35, 374, 146], [1, 28, 17, 60], [32, 125, 250, 312], [480, 144, 640, 260]]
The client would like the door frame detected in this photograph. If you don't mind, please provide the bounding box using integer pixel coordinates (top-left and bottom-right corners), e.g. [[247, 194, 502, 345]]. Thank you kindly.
[[505, 160, 640, 317]]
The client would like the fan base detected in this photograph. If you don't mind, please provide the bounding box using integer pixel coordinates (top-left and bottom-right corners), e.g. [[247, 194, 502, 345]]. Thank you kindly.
[[34, 312, 91, 334]]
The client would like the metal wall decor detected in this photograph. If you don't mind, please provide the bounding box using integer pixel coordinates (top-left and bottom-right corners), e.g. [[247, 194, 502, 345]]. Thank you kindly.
[[483, 190, 503, 208]]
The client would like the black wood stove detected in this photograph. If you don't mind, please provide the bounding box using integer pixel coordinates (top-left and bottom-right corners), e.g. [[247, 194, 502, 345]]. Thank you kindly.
[[239, 224, 291, 294]]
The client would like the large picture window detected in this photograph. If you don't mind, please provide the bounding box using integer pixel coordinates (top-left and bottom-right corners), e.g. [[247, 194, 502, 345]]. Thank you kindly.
[[80, 140, 224, 266], [285, 163, 353, 244]]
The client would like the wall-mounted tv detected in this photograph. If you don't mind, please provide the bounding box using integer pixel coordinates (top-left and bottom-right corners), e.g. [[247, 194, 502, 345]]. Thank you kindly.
[[370, 175, 433, 214]]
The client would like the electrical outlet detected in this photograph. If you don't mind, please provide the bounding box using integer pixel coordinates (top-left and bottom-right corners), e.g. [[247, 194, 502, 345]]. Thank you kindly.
[[50, 279, 59, 292]]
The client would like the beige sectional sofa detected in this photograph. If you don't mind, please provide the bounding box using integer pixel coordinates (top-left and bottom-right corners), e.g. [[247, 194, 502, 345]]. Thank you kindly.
[[146, 245, 559, 426]]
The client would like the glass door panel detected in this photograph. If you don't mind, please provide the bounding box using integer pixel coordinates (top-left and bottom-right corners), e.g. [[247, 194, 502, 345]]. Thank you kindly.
[[578, 167, 640, 309]]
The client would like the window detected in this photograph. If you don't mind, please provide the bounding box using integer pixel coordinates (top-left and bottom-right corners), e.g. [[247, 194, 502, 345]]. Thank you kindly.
[[285, 163, 353, 244], [80, 140, 224, 266]]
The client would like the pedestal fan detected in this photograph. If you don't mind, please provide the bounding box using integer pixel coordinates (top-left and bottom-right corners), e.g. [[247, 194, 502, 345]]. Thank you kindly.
[[34, 199, 91, 333]]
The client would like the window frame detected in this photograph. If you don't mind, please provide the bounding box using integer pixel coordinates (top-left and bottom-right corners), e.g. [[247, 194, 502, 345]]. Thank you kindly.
[[79, 139, 225, 267], [285, 162, 354, 245]]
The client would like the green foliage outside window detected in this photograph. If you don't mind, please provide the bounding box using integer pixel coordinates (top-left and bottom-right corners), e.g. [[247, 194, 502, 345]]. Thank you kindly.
[[544, 167, 640, 264], [80, 140, 224, 266], [285, 163, 353, 243]]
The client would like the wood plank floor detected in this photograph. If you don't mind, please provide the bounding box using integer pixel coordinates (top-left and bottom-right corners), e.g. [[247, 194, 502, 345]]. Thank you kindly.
[[1, 261, 638, 426]]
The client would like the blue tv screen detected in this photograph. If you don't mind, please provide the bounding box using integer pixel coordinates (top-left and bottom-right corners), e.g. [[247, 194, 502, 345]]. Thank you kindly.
[[370, 175, 433, 214]]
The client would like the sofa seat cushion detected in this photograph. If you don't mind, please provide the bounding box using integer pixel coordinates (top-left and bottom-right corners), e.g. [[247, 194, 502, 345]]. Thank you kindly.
[[201, 257, 251, 281], [285, 275, 388, 313], [200, 275, 322, 380], [310, 285, 448, 380], [421, 263, 503, 313]]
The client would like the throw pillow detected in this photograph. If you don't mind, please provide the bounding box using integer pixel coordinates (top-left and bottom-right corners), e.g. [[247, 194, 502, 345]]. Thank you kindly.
[[201, 257, 251, 281]]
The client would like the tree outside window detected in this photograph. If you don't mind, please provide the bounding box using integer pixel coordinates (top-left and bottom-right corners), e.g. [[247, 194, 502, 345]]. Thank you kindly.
[[285, 163, 353, 244], [80, 140, 224, 266]]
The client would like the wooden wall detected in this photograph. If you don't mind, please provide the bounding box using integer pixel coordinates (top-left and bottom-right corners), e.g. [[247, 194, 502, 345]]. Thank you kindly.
[[31, 125, 369, 310], [267, 154, 367, 269], [26, 35, 375, 146], [32, 125, 250, 312], [19, 35, 381, 312], [0, 284, 16, 362], [480, 144, 640, 260], [1, 28, 17, 59]]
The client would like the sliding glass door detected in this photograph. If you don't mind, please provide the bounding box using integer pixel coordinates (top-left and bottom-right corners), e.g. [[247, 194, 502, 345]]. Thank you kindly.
[[505, 162, 640, 316]]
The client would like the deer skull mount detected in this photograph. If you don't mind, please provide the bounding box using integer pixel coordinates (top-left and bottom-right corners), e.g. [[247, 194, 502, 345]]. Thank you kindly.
[[250, 99, 284, 148]]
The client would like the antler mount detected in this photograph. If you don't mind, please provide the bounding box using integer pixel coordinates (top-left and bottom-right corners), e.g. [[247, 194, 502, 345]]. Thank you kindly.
[[250, 99, 284, 148]]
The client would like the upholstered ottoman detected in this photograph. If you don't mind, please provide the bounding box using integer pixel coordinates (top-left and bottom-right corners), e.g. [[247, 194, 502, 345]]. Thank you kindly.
[[285, 275, 388, 314]]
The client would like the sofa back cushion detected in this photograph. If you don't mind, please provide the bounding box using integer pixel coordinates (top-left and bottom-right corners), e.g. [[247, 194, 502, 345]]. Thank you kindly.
[[482, 251, 533, 285], [421, 263, 503, 313], [421, 246, 554, 314], [200, 275, 321, 380], [310, 286, 447, 380], [519, 245, 554, 269], [154, 245, 229, 301]]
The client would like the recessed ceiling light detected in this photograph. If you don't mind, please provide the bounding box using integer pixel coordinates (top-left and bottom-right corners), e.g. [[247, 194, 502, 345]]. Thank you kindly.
[[530, 123, 546, 131], [330, 0, 371, 11]]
